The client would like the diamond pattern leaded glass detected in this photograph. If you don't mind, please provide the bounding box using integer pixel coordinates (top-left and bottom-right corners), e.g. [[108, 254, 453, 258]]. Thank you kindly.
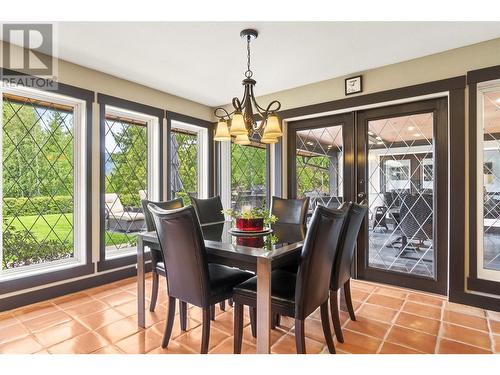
[[171, 128, 198, 206], [231, 129, 267, 210], [482, 88, 500, 271], [367, 113, 435, 277], [104, 115, 147, 257], [2, 95, 75, 269], [296, 125, 344, 209]]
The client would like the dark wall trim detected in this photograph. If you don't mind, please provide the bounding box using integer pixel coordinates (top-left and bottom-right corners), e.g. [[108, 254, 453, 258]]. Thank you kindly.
[[465, 65, 500, 298], [1, 264, 151, 312], [166, 111, 215, 199], [279, 76, 465, 120], [0, 73, 94, 295], [97, 94, 164, 271], [467, 64, 500, 84]]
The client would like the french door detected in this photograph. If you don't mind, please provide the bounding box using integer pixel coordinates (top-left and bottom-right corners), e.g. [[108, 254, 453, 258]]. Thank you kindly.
[[287, 98, 449, 295], [356, 98, 448, 295]]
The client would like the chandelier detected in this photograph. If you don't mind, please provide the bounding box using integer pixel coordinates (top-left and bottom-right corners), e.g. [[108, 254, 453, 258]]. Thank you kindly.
[[213, 29, 283, 145]]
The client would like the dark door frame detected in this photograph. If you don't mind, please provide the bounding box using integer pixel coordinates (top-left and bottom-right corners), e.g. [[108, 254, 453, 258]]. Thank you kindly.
[[355, 98, 449, 295], [287, 112, 356, 206]]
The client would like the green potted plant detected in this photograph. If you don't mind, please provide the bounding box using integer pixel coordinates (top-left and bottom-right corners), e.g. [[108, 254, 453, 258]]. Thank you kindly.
[[222, 206, 278, 231]]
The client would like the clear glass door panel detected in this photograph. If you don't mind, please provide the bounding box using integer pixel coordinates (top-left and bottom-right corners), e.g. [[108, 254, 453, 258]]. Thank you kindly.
[[295, 125, 344, 212], [367, 113, 435, 277]]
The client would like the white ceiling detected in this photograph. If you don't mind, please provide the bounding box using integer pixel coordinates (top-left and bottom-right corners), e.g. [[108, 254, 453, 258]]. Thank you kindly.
[[47, 22, 500, 106]]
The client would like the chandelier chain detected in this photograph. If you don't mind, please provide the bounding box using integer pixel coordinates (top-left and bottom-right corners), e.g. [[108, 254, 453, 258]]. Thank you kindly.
[[245, 36, 253, 78]]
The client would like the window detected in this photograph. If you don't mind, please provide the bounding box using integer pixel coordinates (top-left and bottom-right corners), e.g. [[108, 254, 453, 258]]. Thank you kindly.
[[170, 120, 209, 205], [1, 86, 88, 280], [230, 130, 268, 211], [476, 79, 500, 276], [102, 105, 160, 260]]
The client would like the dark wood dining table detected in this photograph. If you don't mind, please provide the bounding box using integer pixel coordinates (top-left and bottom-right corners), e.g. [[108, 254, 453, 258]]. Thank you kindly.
[[136, 221, 305, 354]]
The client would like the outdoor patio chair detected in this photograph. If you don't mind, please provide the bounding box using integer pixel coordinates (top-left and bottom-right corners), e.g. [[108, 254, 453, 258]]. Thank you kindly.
[[105, 193, 145, 233]]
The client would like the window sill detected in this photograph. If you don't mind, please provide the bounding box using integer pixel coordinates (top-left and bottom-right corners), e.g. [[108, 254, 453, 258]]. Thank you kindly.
[[0, 262, 94, 295]]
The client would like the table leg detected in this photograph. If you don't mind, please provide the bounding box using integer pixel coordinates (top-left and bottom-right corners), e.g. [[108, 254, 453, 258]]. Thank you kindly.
[[256, 257, 272, 354], [137, 236, 145, 328]]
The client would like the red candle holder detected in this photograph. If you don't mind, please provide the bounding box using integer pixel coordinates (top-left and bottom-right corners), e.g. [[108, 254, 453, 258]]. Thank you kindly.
[[235, 217, 264, 231]]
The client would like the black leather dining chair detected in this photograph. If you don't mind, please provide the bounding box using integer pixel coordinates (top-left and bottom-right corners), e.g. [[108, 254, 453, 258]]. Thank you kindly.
[[141, 197, 183, 312], [190, 195, 230, 313], [329, 201, 368, 343], [232, 205, 347, 354], [270, 196, 310, 229], [149, 204, 253, 353], [190, 196, 225, 224]]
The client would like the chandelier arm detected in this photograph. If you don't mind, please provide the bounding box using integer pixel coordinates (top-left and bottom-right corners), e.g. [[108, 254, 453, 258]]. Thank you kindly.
[[213, 107, 233, 120], [264, 100, 281, 114], [248, 85, 268, 117]]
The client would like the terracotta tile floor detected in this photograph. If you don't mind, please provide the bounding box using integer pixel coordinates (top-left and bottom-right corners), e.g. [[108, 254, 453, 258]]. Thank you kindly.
[[0, 275, 499, 354]]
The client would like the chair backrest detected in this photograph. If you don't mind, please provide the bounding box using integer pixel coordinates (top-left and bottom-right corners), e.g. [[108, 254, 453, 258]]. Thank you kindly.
[[270, 196, 310, 226], [330, 201, 368, 290], [295, 205, 347, 319], [190, 196, 225, 225], [141, 198, 183, 232], [400, 194, 433, 241], [148, 204, 210, 307], [105, 193, 124, 213]]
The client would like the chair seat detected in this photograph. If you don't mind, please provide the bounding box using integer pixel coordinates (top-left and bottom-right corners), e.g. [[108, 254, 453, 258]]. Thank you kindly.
[[233, 269, 297, 310], [208, 264, 254, 298]]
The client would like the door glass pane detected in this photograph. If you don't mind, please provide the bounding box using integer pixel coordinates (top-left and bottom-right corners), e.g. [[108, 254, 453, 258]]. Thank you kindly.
[[480, 83, 500, 272], [171, 128, 198, 206], [2, 94, 76, 271], [104, 114, 148, 258], [295, 125, 343, 212], [231, 130, 267, 211], [367, 113, 435, 277]]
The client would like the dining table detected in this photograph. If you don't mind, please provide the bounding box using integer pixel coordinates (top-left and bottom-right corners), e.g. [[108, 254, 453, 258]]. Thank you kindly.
[[136, 221, 305, 354]]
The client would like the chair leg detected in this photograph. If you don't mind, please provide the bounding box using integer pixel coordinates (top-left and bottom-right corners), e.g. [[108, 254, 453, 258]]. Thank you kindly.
[[343, 279, 356, 321], [161, 296, 176, 348], [329, 289, 344, 343], [149, 271, 159, 312], [201, 307, 211, 354], [179, 301, 187, 331], [220, 300, 226, 311], [210, 305, 216, 321], [249, 307, 257, 338], [233, 303, 244, 354], [294, 318, 306, 354], [320, 301, 336, 354], [275, 314, 281, 327]]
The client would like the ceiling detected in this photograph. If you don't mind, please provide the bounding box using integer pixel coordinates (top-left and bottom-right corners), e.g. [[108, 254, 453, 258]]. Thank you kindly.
[[27, 22, 500, 106]]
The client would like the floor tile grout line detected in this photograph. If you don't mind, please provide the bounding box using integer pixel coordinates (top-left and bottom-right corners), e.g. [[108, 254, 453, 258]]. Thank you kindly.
[[486, 316, 496, 353], [375, 292, 407, 354]]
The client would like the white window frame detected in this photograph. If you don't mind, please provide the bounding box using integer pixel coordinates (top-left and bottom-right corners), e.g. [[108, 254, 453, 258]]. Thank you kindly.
[[0, 85, 88, 281], [170, 120, 209, 200], [476, 79, 500, 281], [104, 105, 160, 260]]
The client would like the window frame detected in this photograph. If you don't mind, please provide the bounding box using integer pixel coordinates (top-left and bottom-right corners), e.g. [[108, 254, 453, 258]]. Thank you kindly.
[[165, 111, 214, 200], [467, 65, 500, 295], [219, 131, 271, 212], [169, 120, 209, 201], [0, 74, 93, 294], [97, 94, 164, 272]]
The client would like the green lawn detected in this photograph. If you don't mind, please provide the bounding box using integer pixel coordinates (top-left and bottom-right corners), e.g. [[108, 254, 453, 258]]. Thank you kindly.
[[3, 214, 135, 246]]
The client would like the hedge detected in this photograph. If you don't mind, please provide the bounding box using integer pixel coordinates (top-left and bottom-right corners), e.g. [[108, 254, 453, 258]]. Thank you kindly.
[[3, 196, 73, 217], [3, 193, 144, 218]]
